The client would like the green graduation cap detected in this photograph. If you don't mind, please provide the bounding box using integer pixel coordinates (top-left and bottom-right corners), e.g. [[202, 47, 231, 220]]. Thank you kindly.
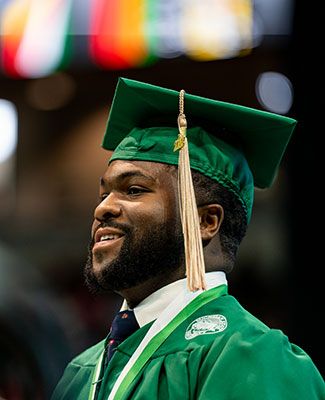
[[102, 77, 297, 223]]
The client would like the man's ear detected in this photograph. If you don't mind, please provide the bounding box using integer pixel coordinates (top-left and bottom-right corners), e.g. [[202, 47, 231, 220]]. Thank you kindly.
[[198, 204, 224, 241]]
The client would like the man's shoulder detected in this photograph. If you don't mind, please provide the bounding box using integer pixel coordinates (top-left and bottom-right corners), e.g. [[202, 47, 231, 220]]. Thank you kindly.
[[206, 294, 298, 349], [164, 293, 306, 355], [202, 295, 322, 373], [193, 293, 271, 337], [152, 294, 271, 357]]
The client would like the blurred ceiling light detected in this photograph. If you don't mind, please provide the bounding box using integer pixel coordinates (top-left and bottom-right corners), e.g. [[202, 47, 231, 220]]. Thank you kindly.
[[89, 0, 153, 69], [0, 0, 31, 78], [1, 0, 72, 78], [182, 0, 252, 61], [25, 72, 76, 111], [0, 99, 18, 164], [256, 71, 293, 114], [255, 0, 294, 35], [145, 0, 184, 58]]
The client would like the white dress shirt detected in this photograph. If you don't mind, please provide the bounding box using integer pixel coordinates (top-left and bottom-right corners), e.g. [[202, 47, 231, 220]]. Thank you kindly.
[[120, 271, 227, 328]]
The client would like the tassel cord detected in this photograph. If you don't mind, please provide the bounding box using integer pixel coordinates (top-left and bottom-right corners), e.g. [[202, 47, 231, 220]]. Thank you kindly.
[[178, 137, 206, 291]]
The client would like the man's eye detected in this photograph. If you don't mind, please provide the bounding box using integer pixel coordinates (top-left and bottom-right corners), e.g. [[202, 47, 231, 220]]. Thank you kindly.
[[127, 186, 146, 196], [99, 193, 108, 202]]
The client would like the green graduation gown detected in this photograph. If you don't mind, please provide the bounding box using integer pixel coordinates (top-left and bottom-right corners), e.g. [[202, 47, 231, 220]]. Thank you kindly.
[[51, 294, 324, 399]]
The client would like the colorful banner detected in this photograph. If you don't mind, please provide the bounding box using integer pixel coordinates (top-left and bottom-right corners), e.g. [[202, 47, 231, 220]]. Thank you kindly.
[[0, 0, 253, 78]]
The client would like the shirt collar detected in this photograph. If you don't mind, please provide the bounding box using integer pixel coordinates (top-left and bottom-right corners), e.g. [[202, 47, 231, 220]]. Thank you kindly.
[[120, 271, 227, 328]]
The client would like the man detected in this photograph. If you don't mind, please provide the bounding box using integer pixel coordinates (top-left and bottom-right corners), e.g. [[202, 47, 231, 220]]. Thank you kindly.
[[51, 78, 324, 400]]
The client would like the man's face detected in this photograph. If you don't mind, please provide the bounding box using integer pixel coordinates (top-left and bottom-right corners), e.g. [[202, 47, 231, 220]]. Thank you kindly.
[[84, 160, 184, 293]]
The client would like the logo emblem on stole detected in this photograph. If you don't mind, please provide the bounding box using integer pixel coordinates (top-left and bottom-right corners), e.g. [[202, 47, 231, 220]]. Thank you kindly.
[[185, 314, 227, 340]]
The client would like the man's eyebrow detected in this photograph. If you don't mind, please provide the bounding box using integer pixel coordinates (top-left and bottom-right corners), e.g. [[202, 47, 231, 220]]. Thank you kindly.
[[99, 171, 156, 187]]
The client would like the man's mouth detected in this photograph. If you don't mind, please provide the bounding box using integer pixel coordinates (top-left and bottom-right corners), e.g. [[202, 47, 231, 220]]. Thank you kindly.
[[99, 233, 122, 241], [93, 227, 125, 251]]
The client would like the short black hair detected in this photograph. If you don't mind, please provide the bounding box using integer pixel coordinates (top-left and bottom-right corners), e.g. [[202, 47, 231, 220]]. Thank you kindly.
[[191, 170, 248, 265]]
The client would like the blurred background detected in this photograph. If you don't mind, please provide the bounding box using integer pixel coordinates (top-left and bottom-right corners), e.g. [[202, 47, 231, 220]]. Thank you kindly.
[[0, 0, 323, 398]]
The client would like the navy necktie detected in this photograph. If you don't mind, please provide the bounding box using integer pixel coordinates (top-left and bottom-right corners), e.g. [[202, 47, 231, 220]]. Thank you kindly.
[[107, 310, 140, 362]]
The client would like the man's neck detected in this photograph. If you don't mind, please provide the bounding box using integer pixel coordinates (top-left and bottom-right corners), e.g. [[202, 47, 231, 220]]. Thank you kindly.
[[120, 271, 228, 328], [116, 267, 186, 309]]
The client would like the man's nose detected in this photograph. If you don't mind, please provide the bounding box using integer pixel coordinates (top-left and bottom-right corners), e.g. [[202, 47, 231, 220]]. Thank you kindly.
[[94, 193, 122, 222]]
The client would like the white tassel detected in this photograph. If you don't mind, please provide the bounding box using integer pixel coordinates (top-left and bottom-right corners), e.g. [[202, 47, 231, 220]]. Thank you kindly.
[[174, 90, 206, 292]]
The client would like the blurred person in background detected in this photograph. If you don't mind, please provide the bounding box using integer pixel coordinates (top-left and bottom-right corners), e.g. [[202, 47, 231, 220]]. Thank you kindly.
[[51, 78, 324, 400], [0, 243, 77, 400]]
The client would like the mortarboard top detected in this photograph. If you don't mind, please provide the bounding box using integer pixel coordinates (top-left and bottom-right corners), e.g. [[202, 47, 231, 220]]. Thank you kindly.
[[102, 77, 297, 222]]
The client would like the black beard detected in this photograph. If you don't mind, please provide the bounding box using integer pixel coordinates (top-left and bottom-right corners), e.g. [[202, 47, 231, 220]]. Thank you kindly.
[[84, 219, 184, 294]]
